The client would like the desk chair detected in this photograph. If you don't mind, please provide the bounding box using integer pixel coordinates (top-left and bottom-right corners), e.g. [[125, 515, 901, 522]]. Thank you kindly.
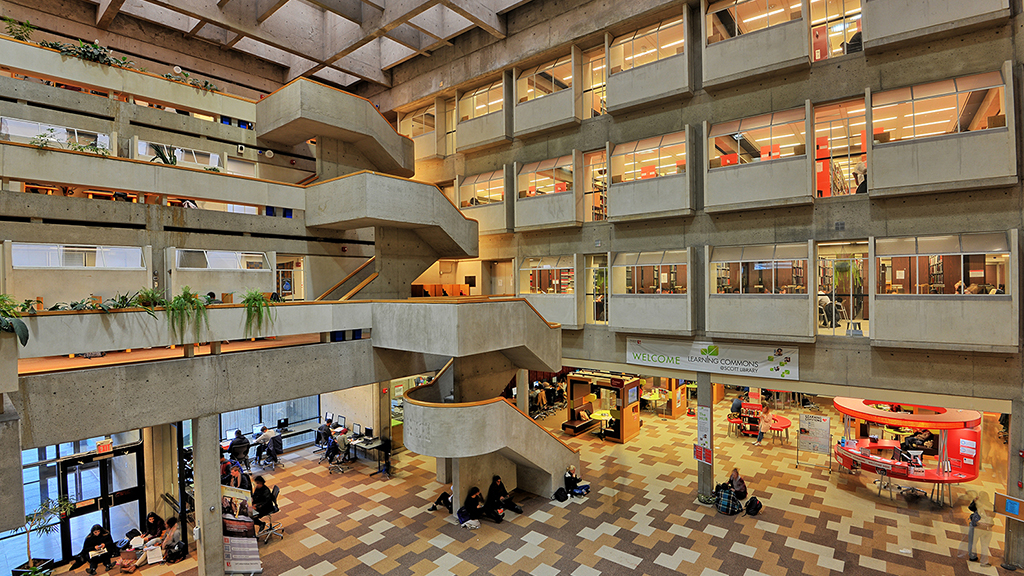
[[256, 486, 285, 543], [313, 428, 328, 454], [817, 305, 827, 327]]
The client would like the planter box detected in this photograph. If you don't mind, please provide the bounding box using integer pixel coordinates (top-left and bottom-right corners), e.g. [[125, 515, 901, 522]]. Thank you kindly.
[[13, 558, 55, 576]]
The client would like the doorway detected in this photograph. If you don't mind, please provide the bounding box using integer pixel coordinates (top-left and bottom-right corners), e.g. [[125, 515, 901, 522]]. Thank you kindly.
[[489, 261, 514, 295], [817, 241, 869, 336], [57, 444, 145, 562], [276, 255, 306, 301]]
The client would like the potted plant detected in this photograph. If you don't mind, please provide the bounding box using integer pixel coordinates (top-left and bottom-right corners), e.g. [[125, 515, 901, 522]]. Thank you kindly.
[[166, 286, 209, 344], [0, 294, 30, 346], [241, 289, 275, 338], [11, 496, 75, 575]]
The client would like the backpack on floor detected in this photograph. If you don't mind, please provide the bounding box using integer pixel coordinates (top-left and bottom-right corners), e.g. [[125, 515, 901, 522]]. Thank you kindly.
[[165, 540, 187, 563], [456, 506, 471, 525], [553, 487, 569, 502], [744, 496, 763, 516]]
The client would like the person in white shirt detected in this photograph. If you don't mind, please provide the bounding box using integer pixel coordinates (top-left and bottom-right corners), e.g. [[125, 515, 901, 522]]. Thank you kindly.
[[254, 426, 277, 465], [817, 290, 838, 327]]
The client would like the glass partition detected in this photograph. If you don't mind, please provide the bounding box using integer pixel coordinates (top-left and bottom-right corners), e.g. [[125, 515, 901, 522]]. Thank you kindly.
[[399, 105, 436, 137], [810, 0, 862, 62], [137, 140, 219, 168], [0, 116, 110, 151], [582, 47, 607, 119], [711, 244, 807, 294], [611, 131, 686, 184], [11, 243, 144, 269], [872, 71, 1005, 144], [610, 17, 685, 74], [517, 55, 572, 103], [585, 254, 608, 324], [460, 170, 504, 207], [583, 149, 607, 221], [176, 249, 269, 270], [707, 0, 801, 45], [613, 251, 688, 294], [709, 108, 806, 168], [459, 80, 503, 121], [875, 232, 1010, 295], [813, 99, 866, 196], [817, 241, 869, 336], [518, 155, 574, 198], [519, 256, 575, 294]]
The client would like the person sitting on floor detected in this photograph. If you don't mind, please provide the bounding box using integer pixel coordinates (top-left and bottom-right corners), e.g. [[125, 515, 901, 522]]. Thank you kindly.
[[487, 475, 523, 515], [564, 465, 590, 497], [78, 524, 116, 574], [131, 517, 181, 570], [143, 512, 166, 541], [714, 482, 743, 515], [428, 485, 453, 513], [729, 468, 747, 500], [463, 486, 490, 521]]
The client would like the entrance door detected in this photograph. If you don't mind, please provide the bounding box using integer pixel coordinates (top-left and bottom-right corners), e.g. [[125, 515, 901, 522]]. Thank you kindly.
[[490, 261, 513, 295], [817, 251, 868, 336], [58, 445, 145, 562]]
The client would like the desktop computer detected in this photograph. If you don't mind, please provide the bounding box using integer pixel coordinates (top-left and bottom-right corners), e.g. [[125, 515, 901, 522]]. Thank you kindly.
[[226, 429, 239, 441], [353, 424, 362, 437], [277, 418, 289, 432], [364, 427, 373, 439]]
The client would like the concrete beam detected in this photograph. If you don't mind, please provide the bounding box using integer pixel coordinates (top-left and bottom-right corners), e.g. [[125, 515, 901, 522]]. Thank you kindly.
[[440, 0, 505, 38], [256, 0, 290, 23], [305, 0, 366, 23], [96, 0, 128, 28]]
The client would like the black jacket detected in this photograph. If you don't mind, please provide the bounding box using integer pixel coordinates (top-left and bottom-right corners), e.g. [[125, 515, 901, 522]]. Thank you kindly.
[[486, 481, 509, 509], [252, 485, 274, 515], [228, 436, 251, 461], [79, 525, 116, 558], [221, 472, 252, 491]]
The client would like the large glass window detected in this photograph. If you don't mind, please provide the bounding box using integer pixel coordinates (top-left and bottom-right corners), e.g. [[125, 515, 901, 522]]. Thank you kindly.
[[814, 99, 866, 196], [517, 56, 572, 104], [583, 149, 607, 222], [518, 155, 574, 198], [444, 98, 456, 154], [585, 254, 608, 324], [876, 233, 1010, 295], [817, 241, 868, 336], [137, 140, 220, 168], [176, 249, 269, 270], [399, 105, 436, 137], [220, 396, 320, 450], [11, 243, 144, 269], [610, 131, 686, 184], [582, 47, 606, 120], [459, 170, 504, 207], [706, 0, 802, 45], [611, 18, 685, 74], [709, 108, 806, 168], [711, 244, 808, 294], [519, 256, 575, 294], [810, 0, 862, 62], [0, 116, 110, 150], [872, 71, 1006, 144], [459, 81, 503, 121], [613, 251, 688, 294]]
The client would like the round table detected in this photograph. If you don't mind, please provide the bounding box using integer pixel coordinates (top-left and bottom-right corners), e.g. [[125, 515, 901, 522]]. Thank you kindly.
[[591, 409, 613, 440], [641, 391, 667, 415], [770, 415, 792, 444]]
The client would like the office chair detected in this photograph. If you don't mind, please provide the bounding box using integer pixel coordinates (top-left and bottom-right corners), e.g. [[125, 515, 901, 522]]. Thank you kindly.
[[257, 486, 285, 543], [313, 428, 327, 454]]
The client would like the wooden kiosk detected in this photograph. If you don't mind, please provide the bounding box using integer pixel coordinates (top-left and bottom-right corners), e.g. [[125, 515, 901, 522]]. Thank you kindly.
[[564, 371, 643, 443]]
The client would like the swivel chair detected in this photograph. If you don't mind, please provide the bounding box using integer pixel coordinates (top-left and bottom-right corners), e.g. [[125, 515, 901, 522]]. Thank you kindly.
[[256, 485, 285, 543]]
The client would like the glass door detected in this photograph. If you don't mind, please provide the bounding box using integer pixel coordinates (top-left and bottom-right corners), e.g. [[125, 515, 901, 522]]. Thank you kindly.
[[817, 249, 868, 336]]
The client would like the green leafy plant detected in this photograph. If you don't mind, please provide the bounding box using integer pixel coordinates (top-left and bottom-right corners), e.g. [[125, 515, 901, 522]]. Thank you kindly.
[[16, 496, 75, 569], [67, 141, 110, 156], [166, 286, 209, 344], [30, 128, 61, 149], [0, 294, 30, 345], [3, 17, 36, 42], [48, 298, 108, 313], [149, 144, 177, 165], [19, 298, 41, 314], [241, 289, 274, 338], [136, 287, 166, 308], [204, 166, 221, 172], [38, 39, 68, 52]]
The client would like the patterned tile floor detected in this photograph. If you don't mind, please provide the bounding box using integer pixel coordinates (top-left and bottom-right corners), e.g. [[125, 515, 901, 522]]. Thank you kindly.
[[57, 396, 1009, 575]]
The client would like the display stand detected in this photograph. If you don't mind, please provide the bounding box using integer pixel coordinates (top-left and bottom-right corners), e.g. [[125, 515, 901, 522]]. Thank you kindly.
[[796, 413, 832, 472], [740, 403, 762, 437]]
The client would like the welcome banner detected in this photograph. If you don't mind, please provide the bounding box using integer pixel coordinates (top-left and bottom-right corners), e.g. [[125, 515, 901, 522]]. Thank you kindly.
[[625, 338, 799, 381]]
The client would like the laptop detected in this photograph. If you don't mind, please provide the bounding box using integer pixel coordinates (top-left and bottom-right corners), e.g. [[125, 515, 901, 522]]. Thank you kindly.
[[226, 429, 239, 441], [252, 423, 264, 438]]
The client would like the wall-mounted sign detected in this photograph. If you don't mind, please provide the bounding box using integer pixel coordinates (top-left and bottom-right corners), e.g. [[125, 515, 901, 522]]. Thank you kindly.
[[626, 338, 799, 381]]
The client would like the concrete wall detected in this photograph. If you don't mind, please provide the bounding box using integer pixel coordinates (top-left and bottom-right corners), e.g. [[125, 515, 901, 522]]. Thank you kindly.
[[513, 89, 578, 138], [702, 18, 809, 89], [463, 202, 511, 234], [457, 112, 511, 153], [320, 384, 379, 435], [515, 192, 580, 231], [706, 295, 815, 342], [0, 395, 23, 532], [870, 129, 1017, 197], [414, 133, 438, 161], [872, 296, 1018, 352], [523, 294, 578, 329], [608, 172, 691, 221], [2, 242, 152, 306], [862, 0, 1010, 51], [608, 295, 691, 335], [704, 156, 812, 212], [607, 52, 691, 114]]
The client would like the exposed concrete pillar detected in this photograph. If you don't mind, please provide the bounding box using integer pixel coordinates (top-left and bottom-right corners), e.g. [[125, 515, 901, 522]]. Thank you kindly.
[[0, 394, 24, 532], [1004, 399, 1024, 568], [436, 457, 452, 484], [209, 342, 222, 355], [516, 369, 528, 413], [143, 425, 178, 519], [192, 414, 225, 576], [0, 332, 17, 399], [696, 371, 714, 498], [356, 227, 439, 300], [184, 344, 195, 358]]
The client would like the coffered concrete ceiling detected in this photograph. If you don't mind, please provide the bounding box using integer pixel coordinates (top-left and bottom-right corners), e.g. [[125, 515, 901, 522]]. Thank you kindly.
[[86, 0, 533, 87]]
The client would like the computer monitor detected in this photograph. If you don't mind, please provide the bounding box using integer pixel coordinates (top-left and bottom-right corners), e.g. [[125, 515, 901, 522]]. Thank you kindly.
[[338, 416, 346, 427], [365, 427, 373, 439], [226, 429, 239, 440], [252, 423, 264, 436], [325, 412, 334, 423], [277, 418, 289, 430], [354, 423, 362, 435]]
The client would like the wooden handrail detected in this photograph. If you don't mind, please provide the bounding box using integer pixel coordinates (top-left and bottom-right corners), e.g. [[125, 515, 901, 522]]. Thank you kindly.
[[295, 173, 318, 185], [405, 366, 579, 455], [339, 272, 378, 301], [314, 257, 375, 301]]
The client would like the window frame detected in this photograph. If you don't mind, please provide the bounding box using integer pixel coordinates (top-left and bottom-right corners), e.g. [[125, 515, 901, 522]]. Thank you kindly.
[[518, 155, 574, 198], [612, 250, 688, 295], [710, 243, 809, 295], [610, 130, 687, 184], [519, 256, 576, 295], [459, 80, 504, 122], [175, 249, 270, 271], [10, 243, 145, 269], [706, 0, 803, 46], [459, 170, 505, 207], [517, 55, 573, 104], [708, 107, 807, 169], [610, 17, 686, 75], [875, 232, 1011, 296]]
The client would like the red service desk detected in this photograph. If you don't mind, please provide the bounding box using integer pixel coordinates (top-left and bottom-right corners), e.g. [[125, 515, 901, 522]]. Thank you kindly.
[[834, 439, 977, 484]]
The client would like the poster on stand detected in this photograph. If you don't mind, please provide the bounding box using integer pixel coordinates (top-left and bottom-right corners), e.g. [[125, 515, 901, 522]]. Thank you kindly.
[[221, 485, 262, 573], [798, 414, 831, 454], [694, 406, 713, 465]]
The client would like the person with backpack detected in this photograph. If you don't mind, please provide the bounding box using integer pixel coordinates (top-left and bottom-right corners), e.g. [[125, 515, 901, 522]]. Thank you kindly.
[[729, 468, 747, 500], [564, 465, 590, 497], [456, 487, 487, 529]]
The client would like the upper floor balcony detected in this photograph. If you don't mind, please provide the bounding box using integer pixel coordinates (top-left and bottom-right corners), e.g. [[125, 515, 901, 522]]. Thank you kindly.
[[515, 154, 581, 231], [456, 75, 512, 154], [513, 52, 581, 138], [862, 0, 1010, 52], [606, 15, 691, 113], [702, 0, 810, 89]]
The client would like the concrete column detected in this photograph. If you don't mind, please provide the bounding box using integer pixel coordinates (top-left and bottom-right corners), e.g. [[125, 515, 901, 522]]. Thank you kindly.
[[142, 425, 178, 519], [192, 414, 225, 576], [1004, 399, 1024, 568], [436, 457, 452, 484], [0, 394, 24, 532], [516, 369, 529, 413], [184, 344, 195, 358], [696, 371, 714, 498], [210, 342, 222, 355]]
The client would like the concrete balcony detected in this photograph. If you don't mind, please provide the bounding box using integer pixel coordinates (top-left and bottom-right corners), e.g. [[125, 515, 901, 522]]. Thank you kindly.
[[870, 128, 1017, 197], [257, 79, 414, 177], [702, 17, 809, 89], [513, 90, 579, 139], [462, 202, 511, 235], [608, 172, 692, 222], [456, 111, 512, 153], [872, 295, 1018, 353], [607, 53, 691, 114], [413, 132, 439, 161], [862, 0, 1010, 52], [705, 156, 812, 213], [608, 295, 692, 336], [523, 294, 579, 329], [706, 294, 815, 342], [515, 191, 581, 231]]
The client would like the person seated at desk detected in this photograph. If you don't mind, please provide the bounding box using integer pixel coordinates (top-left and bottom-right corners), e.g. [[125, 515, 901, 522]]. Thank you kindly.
[[818, 291, 838, 327], [220, 454, 232, 477], [254, 426, 281, 467], [487, 475, 523, 515], [317, 418, 334, 447], [251, 476, 274, 533], [228, 430, 251, 469], [222, 464, 252, 491], [901, 429, 935, 453]]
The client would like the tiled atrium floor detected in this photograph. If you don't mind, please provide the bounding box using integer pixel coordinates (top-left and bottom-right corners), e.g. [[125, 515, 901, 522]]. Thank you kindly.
[[55, 397, 1009, 575]]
